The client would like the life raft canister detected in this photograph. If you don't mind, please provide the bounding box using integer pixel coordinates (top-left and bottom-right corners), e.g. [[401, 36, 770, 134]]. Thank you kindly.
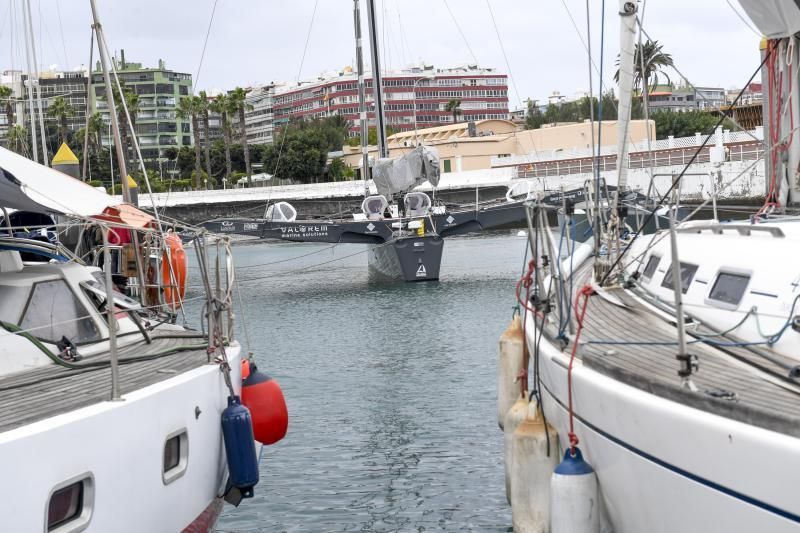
[[241, 360, 288, 445], [162, 232, 187, 309]]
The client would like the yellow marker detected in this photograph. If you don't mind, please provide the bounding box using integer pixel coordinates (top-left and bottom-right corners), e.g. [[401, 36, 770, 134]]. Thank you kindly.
[[417, 219, 425, 237]]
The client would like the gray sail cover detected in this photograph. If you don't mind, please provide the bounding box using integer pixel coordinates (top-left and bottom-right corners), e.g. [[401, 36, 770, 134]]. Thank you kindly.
[[737, 0, 800, 38], [372, 146, 440, 197]]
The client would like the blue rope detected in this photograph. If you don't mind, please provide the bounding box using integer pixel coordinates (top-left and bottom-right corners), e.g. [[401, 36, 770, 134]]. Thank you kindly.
[[587, 339, 769, 348]]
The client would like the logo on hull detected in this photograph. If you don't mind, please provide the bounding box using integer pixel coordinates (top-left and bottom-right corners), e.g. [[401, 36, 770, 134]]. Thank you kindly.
[[416, 264, 427, 277]]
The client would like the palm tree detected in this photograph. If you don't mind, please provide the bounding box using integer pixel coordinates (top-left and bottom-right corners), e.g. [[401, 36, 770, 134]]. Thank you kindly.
[[47, 96, 75, 145], [229, 87, 253, 185], [445, 98, 462, 124], [176, 96, 203, 189], [0, 86, 15, 142], [7, 124, 28, 155], [614, 39, 674, 93], [198, 90, 213, 181], [86, 112, 105, 156], [210, 94, 232, 185]]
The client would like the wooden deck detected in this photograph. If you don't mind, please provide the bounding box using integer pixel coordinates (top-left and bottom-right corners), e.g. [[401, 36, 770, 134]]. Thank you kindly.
[[547, 269, 800, 438], [0, 333, 212, 433]]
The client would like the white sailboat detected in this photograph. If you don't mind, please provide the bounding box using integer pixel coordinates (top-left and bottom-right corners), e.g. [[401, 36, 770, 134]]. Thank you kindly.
[[507, 1, 800, 531]]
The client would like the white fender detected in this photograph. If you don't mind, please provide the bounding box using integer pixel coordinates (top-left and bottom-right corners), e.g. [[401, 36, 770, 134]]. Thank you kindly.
[[503, 394, 529, 505], [550, 447, 600, 533], [497, 315, 525, 429]]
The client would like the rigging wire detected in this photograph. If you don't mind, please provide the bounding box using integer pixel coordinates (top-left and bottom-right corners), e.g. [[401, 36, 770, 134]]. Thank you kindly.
[[270, 0, 320, 184], [724, 0, 761, 38], [442, 0, 479, 65], [55, 0, 69, 67], [485, 0, 522, 108], [193, 0, 220, 93]]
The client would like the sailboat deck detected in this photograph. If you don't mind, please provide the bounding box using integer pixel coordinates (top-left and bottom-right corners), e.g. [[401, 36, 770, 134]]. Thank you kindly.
[[0, 333, 212, 433], [559, 270, 800, 438]]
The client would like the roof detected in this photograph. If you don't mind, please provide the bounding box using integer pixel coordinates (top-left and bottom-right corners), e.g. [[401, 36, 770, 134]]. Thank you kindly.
[[387, 119, 517, 145], [51, 143, 79, 165]]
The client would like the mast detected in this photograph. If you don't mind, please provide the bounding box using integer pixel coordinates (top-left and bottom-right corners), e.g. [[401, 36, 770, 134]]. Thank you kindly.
[[20, 0, 39, 164], [364, 0, 388, 159], [23, 0, 48, 164], [88, 0, 131, 203], [353, 0, 370, 195], [612, 0, 637, 209]]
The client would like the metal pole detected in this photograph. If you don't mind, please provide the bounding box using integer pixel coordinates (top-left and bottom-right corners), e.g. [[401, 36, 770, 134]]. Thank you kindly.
[[82, 30, 95, 181], [666, 187, 695, 390], [88, 0, 130, 203], [353, 0, 370, 196], [102, 226, 121, 401], [20, 0, 39, 164], [24, 0, 48, 164], [365, 0, 388, 158]]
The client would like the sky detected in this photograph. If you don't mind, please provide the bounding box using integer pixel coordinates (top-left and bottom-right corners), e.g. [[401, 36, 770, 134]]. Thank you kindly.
[[0, 0, 762, 108]]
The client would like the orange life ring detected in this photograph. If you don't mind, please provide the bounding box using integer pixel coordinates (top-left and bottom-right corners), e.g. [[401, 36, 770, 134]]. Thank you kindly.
[[162, 233, 187, 309]]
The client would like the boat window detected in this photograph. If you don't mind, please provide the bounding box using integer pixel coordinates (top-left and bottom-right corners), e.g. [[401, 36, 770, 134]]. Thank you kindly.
[[47, 475, 93, 532], [661, 262, 698, 294], [709, 272, 750, 306], [0, 285, 31, 325], [20, 280, 101, 344], [642, 255, 660, 281], [163, 429, 189, 485]]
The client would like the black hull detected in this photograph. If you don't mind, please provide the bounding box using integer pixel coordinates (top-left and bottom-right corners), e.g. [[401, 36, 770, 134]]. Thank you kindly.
[[368, 236, 444, 282]]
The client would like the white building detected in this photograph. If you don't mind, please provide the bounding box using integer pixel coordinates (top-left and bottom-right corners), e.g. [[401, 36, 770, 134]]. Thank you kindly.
[[244, 84, 275, 146]]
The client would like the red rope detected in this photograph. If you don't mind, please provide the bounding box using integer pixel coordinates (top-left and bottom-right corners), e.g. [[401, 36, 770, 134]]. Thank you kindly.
[[758, 39, 789, 218], [567, 284, 594, 453]]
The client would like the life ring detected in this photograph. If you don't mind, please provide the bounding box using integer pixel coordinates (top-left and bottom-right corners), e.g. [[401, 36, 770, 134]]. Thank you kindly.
[[162, 232, 187, 309]]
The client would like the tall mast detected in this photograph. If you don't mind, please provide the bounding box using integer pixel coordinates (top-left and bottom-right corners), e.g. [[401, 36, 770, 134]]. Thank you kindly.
[[88, 0, 131, 203], [21, 0, 39, 163], [364, 0, 388, 159], [612, 0, 637, 210], [353, 0, 370, 196], [23, 0, 48, 164]]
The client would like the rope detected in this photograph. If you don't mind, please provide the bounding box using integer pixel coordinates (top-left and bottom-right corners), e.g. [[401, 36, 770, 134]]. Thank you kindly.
[[567, 284, 594, 453], [193, 0, 220, 92], [485, 0, 521, 108], [442, 0, 479, 65]]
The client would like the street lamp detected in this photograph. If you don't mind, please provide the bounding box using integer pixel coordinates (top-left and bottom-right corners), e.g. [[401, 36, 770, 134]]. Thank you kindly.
[[412, 74, 435, 147]]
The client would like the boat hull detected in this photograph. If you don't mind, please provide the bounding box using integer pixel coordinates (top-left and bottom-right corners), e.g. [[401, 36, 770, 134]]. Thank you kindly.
[[368, 235, 444, 281], [0, 346, 242, 533], [525, 321, 800, 533]]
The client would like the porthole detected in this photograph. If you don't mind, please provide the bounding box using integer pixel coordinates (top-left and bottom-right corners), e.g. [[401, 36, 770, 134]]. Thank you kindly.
[[163, 429, 189, 485], [642, 255, 660, 282], [661, 262, 698, 294], [46, 474, 93, 533], [708, 271, 750, 309]]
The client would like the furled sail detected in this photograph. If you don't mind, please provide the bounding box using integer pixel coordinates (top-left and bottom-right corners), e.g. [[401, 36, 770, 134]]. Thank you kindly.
[[372, 146, 440, 197], [737, 0, 800, 39], [615, 0, 637, 195]]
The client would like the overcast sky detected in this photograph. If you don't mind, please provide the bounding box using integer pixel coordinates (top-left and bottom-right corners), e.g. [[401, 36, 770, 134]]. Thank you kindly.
[[1, 0, 761, 107]]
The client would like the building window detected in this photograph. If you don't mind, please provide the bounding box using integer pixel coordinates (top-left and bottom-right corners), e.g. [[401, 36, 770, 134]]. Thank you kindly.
[[179, 86, 188, 96], [163, 429, 189, 484], [47, 475, 93, 532], [443, 159, 452, 173]]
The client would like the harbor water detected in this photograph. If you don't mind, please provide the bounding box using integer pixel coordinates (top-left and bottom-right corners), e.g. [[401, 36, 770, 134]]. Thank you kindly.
[[192, 231, 528, 532]]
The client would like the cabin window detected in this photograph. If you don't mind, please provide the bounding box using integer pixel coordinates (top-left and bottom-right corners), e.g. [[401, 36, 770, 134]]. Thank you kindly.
[[642, 255, 660, 281], [661, 262, 698, 294], [709, 272, 750, 306], [0, 285, 31, 325], [20, 280, 100, 344], [47, 475, 93, 532], [163, 430, 189, 485]]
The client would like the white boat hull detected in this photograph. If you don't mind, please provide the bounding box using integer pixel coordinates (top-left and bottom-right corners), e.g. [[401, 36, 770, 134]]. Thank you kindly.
[[527, 322, 800, 533], [0, 346, 242, 532]]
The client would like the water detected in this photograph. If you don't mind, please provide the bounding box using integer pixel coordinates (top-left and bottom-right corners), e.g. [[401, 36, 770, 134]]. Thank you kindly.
[[198, 232, 529, 532]]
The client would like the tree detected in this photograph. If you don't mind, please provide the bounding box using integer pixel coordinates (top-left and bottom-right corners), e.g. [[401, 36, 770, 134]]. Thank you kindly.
[[106, 82, 139, 175], [7, 125, 28, 155], [210, 94, 233, 184], [614, 39, 674, 93], [651, 110, 737, 140], [345, 125, 395, 147], [524, 99, 544, 130], [0, 86, 15, 140], [47, 96, 75, 145], [445, 98, 462, 123], [176, 95, 204, 189], [198, 91, 213, 181], [81, 112, 105, 157], [229, 87, 253, 185]]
